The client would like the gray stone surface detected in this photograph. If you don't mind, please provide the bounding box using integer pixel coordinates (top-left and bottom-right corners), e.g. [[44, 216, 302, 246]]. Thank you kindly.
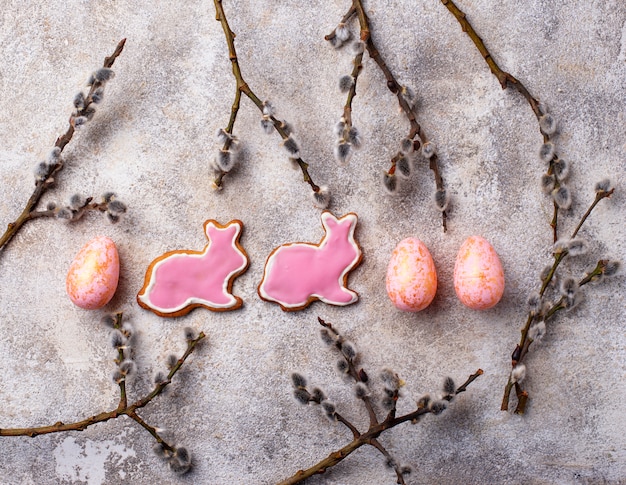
[[0, 1, 624, 484]]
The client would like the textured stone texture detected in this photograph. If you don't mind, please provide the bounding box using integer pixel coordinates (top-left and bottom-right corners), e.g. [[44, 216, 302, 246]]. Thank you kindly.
[[0, 1, 624, 484]]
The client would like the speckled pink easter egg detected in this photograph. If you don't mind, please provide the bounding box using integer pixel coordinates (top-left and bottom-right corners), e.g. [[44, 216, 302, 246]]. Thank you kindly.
[[386, 238, 437, 312], [66, 236, 119, 310], [454, 236, 504, 310]]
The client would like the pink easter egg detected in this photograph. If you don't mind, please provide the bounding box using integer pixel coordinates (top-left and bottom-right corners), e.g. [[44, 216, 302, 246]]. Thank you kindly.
[[386, 238, 437, 312], [454, 236, 504, 310], [66, 236, 120, 310]]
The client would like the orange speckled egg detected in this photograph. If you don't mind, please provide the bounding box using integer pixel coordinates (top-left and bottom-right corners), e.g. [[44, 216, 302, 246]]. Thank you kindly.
[[66, 236, 119, 310], [454, 236, 504, 310], [386, 238, 437, 312]]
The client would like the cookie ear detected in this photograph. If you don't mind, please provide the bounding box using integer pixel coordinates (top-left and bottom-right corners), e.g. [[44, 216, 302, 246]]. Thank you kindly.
[[204, 220, 218, 240], [321, 211, 339, 233]]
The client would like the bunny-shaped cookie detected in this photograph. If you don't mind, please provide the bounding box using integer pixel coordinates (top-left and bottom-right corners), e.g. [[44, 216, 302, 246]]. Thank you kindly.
[[258, 212, 362, 311], [137, 220, 248, 317]]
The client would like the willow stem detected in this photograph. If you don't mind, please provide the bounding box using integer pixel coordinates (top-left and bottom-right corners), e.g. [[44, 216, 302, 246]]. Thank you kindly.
[[0, 39, 126, 256], [212, 0, 320, 193]]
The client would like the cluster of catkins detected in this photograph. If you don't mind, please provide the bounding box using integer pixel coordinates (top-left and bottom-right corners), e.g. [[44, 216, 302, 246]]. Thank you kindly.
[[103, 314, 195, 474], [49, 192, 126, 224], [212, 101, 331, 209], [328, 19, 449, 214], [537, 110, 571, 209], [33, 67, 125, 224]]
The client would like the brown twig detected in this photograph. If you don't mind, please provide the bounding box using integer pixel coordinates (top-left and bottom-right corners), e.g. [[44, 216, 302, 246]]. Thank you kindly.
[[440, 0, 571, 239], [212, 0, 322, 196], [350, 0, 447, 231], [0, 39, 126, 256], [281, 318, 482, 483], [0, 311, 205, 466], [501, 188, 615, 413]]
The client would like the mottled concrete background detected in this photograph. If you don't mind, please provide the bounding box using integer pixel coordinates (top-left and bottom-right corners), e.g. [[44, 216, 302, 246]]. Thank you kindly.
[[0, 1, 624, 484]]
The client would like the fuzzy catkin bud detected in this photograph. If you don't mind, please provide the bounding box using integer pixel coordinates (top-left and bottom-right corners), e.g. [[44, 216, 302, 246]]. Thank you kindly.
[[57, 208, 74, 220], [100, 314, 117, 328], [111, 330, 126, 349], [539, 142, 555, 163], [433, 189, 449, 212], [381, 368, 400, 390], [334, 120, 346, 138], [339, 75, 354, 93], [594, 179, 613, 193], [262, 101, 274, 117], [429, 400, 447, 415], [336, 359, 349, 374], [282, 135, 300, 157], [443, 377, 456, 395], [510, 364, 527, 383], [119, 359, 136, 376], [48, 147, 62, 165], [321, 400, 336, 416], [395, 155, 412, 179], [421, 141, 436, 158], [166, 354, 178, 370], [565, 292, 583, 311], [553, 159, 569, 180], [567, 238, 588, 256], [293, 388, 311, 405], [291, 372, 307, 389], [34, 162, 49, 182], [108, 199, 127, 215], [215, 128, 231, 143], [560, 277, 578, 298], [341, 341, 357, 361], [216, 149, 235, 172], [552, 185, 572, 209], [400, 137, 414, 154], [335, 23, 350, 42], [93, 68, 115, 83], [183, 327, 197, 341], [539, 113, 557, 135], [73, 92, 86, 110], [602, 261, 620, 277], [382, 172, 398, 194], [540, 174, 556, 194], [528, 320, 546, 342], [351, 41, 365, 55], [417, 394, 431, 409], [319, 328, 335, 346], [260, 117, 274, 134], [354, 382, 369, 399], [348, 127, 361, 149], [527, 292, 542, 314], [334, 142, 352, 164], [175, 447, 191, 466], [312, 186, 331, 209], [311, 387, 326, 402], [69, 194, 86, 209], [91, 87, 105, 104]]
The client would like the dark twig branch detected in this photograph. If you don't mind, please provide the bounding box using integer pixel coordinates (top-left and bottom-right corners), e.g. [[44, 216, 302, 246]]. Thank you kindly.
[[0, 39, 126, 256], [282, 318, 482, 483], [0, 312, 203, 475], [345, 0, 448, 231], [212, 0, 323, 201]]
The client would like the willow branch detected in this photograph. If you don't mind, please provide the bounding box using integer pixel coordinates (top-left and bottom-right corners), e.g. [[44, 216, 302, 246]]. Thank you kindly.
[[0, 39, 126, 255], [212, 0, 321, 193], [353, 0, 447, 231], [0, 332, 205, 439], [280, 367, 482, 484]]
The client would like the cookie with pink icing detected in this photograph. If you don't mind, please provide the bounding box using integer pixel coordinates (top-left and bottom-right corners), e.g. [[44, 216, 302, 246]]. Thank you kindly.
[[258, 211, 362, 311], [137, 220, 248, 317]]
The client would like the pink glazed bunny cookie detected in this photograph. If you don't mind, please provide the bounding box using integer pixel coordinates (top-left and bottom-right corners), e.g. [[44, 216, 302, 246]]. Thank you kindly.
[[258, 211, 362, 311], [137, 220, 248, 317]]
